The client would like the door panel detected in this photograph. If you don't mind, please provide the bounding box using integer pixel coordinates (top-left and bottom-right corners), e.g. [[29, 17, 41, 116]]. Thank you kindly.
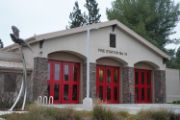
[[96, 65, 120, 104]]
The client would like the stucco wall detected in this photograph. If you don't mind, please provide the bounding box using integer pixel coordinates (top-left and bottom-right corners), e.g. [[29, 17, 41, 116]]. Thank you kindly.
[[17, 25, 166, 71], [90, 27, 166, 69], [166, 68, 180, 102]]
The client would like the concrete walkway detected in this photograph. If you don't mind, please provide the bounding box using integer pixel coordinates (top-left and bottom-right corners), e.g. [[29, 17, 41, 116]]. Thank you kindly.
[[45, 104, 180, 114], [102, 104, 180, 114]]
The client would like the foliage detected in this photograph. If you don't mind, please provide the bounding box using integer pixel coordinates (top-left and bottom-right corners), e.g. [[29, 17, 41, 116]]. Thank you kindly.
[[3, 104, 82, 120], [0, 39, 3, 48], [84, 0, 101, 24], [176, 47, 180, 64], [166, 47, 180, 69], [68, 1, 86, 28], [107, 0, 180, 51], [135, 110, 180, 120], [172, 100, 180, 104], [2, 104, 180, 120], [68, 0, 101, 28], [136, 110, 170, 120], [93, 106, 119, 120]]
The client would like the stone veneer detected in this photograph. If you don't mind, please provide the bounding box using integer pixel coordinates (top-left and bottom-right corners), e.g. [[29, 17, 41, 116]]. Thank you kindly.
[[121, 67, 135, 103], [0, 68, 32, 107], [154, 70, 166, 103], [32, 57, 48, 100]]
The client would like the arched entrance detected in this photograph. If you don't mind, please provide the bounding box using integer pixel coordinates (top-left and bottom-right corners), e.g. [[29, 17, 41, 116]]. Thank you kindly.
[[134, 61, 159, 103], [47, 51, 85, 104], [96, 57, 127, 103]]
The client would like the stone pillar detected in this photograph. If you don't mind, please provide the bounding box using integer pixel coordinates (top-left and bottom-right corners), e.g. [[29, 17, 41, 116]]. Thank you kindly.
[[154, 70, 166, 103], [89, 63, 96, 98], [122, 67, 134, 103], [32, 57, 48, 100]]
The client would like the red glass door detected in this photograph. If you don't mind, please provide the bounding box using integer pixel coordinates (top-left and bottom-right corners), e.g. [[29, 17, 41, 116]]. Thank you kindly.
[[96, 65, 120, 104], [135, 69, 152, 103], [48, 60, 80, 104]]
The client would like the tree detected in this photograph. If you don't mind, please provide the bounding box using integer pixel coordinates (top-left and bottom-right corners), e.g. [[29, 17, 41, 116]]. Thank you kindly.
[[68, 1, 86, 28], [176, 47, 180, 67], [68, 0, 101, 27], [0, 39, 3, 48], [84, 0, 101, 24], [107, 0, 180, 51]]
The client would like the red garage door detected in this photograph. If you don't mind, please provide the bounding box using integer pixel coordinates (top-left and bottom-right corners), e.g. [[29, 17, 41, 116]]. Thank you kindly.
[[48, 60, 80, 104], [135, 69, 152, 103], [96, 65, 120, 103]]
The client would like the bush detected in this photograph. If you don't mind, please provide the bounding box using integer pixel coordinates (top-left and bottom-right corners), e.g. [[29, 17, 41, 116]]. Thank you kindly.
[[2, 104, 180, 120], [3, 104, 82, 120], [93, 106, 119, 120], [136, 110, 178, 120], [172, 100, 180, 104]]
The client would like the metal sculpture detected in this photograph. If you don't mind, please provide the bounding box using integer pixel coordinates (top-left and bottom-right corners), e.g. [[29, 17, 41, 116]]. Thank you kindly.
[[9, 26, 32, 111]]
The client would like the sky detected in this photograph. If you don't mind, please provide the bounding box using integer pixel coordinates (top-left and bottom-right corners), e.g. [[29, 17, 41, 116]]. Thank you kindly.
[[0, 0, 180, 49]]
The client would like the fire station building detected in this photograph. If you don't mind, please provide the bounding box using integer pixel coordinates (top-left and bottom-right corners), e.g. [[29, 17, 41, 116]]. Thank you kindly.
[[1, 20, 176, 104]]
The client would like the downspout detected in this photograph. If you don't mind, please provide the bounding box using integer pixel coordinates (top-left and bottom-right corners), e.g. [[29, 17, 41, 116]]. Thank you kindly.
[[86, 28, 90, 98], [83, 28, 93, 110]]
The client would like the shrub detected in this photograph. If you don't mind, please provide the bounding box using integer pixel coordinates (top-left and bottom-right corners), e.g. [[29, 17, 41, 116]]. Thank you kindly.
[[135, 110, 180, 120], [172, 100, 180, 104], [3, 104, 82, 120], [169, 112, 180, 120], [93, 106, 119, 120]]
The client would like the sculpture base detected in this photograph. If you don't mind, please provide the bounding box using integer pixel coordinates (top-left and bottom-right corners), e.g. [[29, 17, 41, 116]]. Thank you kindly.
[[83, 97, 93, 110]]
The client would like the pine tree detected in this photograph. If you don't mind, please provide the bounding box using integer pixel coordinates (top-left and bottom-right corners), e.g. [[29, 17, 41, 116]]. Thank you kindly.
[[0, 39, 3, 48], [107, 0, 180, 51], [84, 0, 101, 24], [68, 1, 86, 28], [176, 47, 180, 64]]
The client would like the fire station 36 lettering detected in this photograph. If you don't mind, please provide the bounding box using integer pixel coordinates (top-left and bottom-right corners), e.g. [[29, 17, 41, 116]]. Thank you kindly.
[[98, 48, 127, 56]]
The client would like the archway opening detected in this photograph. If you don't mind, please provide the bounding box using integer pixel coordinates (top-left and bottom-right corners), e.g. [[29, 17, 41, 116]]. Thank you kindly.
[[134, 61, 159, 104], [47, 51, 85, 104], [96, 57, 127, 104]]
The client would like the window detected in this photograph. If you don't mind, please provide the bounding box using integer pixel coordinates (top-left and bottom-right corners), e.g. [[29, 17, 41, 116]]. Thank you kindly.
[[110, 34, 116, 48], [48, 63, 50, 80], [39, 40, 44, 48], [54, 64, 60, 80], [64, 64, 69, 81]]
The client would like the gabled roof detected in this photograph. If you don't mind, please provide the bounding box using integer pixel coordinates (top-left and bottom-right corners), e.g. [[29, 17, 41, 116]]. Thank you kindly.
[[2, 20, 170, 60]]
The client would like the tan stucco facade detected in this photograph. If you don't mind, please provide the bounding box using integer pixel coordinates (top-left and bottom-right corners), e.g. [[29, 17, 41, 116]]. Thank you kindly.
[[1, 20, 178, 104]]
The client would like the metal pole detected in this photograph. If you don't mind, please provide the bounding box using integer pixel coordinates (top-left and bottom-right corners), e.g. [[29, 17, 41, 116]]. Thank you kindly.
[[21, 47, 27, 110], [9, 47, 26, 111], [86, 29, 90, 98], [9, 78, 24, 111]]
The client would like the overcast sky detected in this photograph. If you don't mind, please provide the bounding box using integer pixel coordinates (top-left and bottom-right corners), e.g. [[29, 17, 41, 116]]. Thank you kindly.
[[0, 0, 180, 49]]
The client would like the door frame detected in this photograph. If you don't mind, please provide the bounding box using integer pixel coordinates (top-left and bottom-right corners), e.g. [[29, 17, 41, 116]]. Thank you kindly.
[[134, 68, 152, 103], [96, 64, 120, 104], [48, 59, 80, 104]]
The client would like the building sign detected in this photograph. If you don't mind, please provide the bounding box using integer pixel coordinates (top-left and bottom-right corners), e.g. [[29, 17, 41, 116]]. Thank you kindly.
[[98, 48, 127, 56]]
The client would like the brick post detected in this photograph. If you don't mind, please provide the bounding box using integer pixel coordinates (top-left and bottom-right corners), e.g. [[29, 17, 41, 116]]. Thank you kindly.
[[154, 70, 166, 103], [32, 57, 48, 100], [122, 67, 135, 103]]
